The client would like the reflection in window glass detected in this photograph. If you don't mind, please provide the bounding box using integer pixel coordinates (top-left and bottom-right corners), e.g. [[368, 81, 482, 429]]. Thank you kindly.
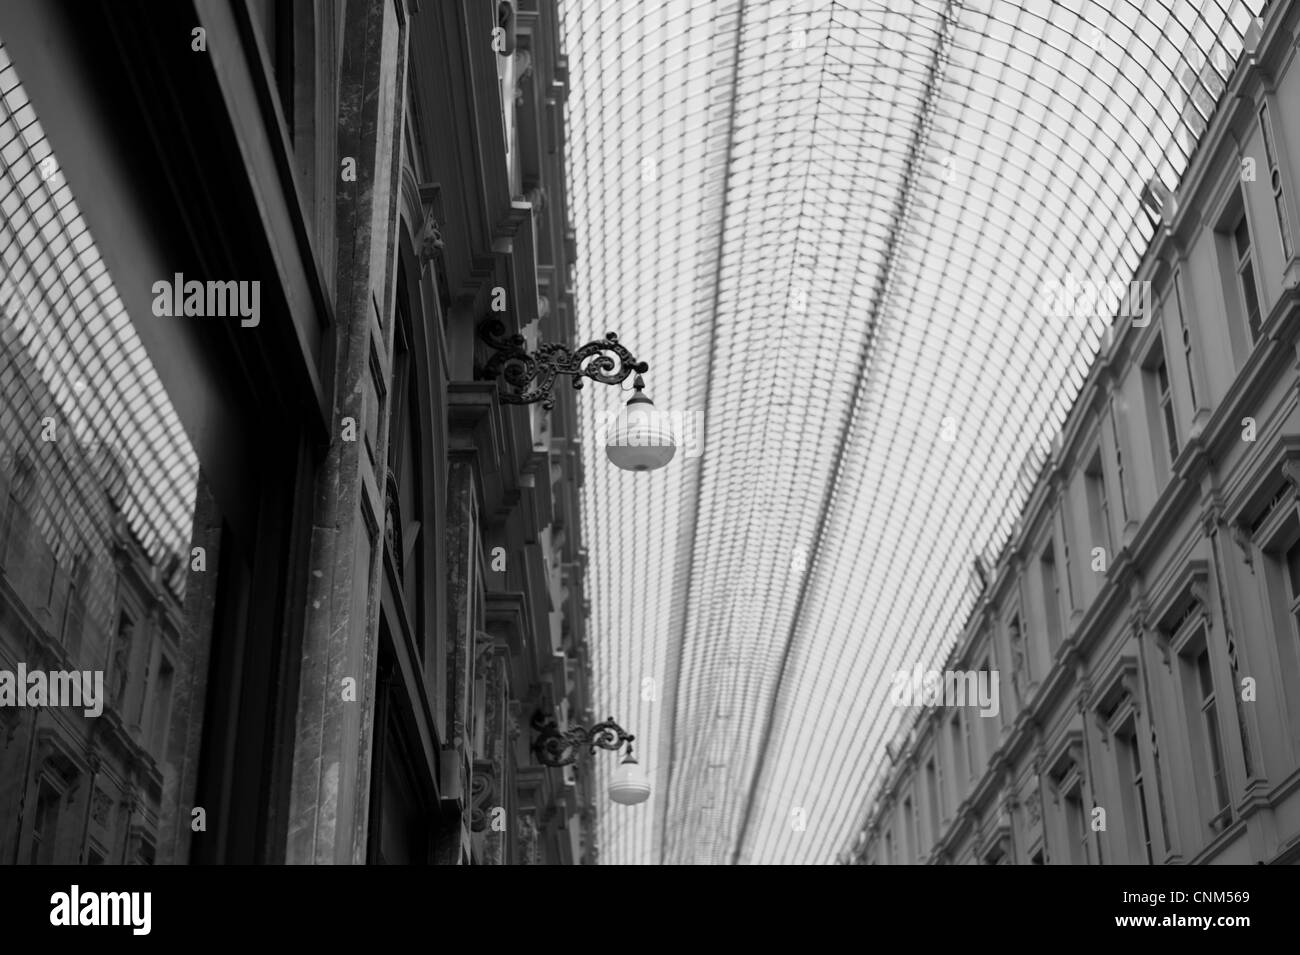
[[0, 41, 211, 865]]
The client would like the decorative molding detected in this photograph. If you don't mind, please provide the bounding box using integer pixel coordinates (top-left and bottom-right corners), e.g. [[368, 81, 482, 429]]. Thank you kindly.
[[1148, 557, 1211, 635], [469, 761, 495, 833], [1024, 787, 1042, 828], [1282, 457, 1300, 495], [1200, 502, 1222, 539], [91, 788, 113, 828], [1045, 728, 1086, 787], [416, 182, 444, 272], [1231, 522, 1255, 571], [516, 809, 539, 865], [1223, 435, 1300, 528]]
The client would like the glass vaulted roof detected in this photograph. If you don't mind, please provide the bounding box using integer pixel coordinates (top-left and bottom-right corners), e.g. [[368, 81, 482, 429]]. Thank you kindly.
[[559, 0, 1265, 864]]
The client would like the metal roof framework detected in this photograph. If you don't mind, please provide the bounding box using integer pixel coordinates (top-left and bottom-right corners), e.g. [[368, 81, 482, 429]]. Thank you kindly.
[[559, 0, 1265, 865]]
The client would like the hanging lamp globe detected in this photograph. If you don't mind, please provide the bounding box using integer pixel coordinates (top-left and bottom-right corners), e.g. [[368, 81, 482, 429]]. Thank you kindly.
[[604, 375, 676, 472], [608, 752, 652, 805]]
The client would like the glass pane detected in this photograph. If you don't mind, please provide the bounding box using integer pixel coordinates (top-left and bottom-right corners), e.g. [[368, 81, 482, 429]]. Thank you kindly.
[[1163, 401, 1180, 462], [0, 40, 214, 866], [1234, 214, 1251, 258], [1196, 649, 1214, 701], [1285, 538, 1300, 598], [1241, 261, 1261, 336]]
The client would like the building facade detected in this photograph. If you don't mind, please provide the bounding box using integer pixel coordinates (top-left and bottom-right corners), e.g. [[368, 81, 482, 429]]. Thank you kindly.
[[844, 0, 1300, 865], [0, 0, 599, 865]]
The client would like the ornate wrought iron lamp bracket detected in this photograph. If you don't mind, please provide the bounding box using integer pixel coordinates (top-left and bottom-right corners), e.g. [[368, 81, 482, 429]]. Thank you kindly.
[[530, 711, 635, 767], [478, 319, 649, 411]]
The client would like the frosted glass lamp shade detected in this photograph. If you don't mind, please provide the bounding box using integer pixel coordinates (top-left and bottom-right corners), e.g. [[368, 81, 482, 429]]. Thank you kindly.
[[604, 378, 676, 472], [609, 756, 651, 805]]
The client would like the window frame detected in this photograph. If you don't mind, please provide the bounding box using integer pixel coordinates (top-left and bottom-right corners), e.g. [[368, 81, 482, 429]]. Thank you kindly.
[[1233, 212, 1263, 343], [1040, 539, 1064, 653], [1213, 189, 1266, 360], [1062, 779, 1090, 865], [28, 775, 65, 865], [1249, 483, 1300, 754], [1084, 447, 1113, 557], [1116, 717, 1155, 864], [1142, 334, 1179, 482], [1170, 619, 1234, 834]]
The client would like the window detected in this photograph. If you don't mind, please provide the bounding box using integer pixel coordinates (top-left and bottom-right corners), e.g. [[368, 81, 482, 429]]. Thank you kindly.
[[0, 39, 304, 866], [950, 714, 967, 792], [901, 796, 915, 862], [248, 0, 295, 130], [935, 746, 948, 820], [29, 780, 61, 865], [1195, 648, 1231, 819], [1041, 542, 1063, 652], [1277, 537, 1300, 739], [1030, 848, 1045, 865], [1117, 723, 1154, 863], [925, 759, 941, 839], [110, 611, 135, 711], [1259, 519, 1300, 752], [134, 838, 156, 866], [1285, 537, 1300, 631], [1108, 405, 1129, 525], [1061, 529, 1076, 606], [1259, 103, 1295, 262], [1007, 612, 1027, 706], [387, 265, 430, 665], [1064, 785, 1089, 864], [1233, 212, 1263, 343], [60, 552, 89, 658], [979, 656, 998, 756], [1173, 278, 1199, 407], [149, 656, 175, 758], [960, 711, 975, 781], [1084, 451, 1112, 557], [1144, 339, 1179, 479], [910, 795, 923, 861], [884, 828, 896, 864]]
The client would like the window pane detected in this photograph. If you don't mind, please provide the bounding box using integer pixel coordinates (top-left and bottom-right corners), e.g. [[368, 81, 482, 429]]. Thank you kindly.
[[0, 40, 215, 867], [1285, 539, 1300, 598], [1196, 649, 1214, 700], [1163, 401, 1180, 461], [1204, 704, 1229, 810], [1234, 215, 1251, 258], [1241, 261, 1260, 334]]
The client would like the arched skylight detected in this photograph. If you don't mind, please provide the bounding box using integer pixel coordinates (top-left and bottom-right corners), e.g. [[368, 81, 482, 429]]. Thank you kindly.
[[560, 0, 1266, 864]]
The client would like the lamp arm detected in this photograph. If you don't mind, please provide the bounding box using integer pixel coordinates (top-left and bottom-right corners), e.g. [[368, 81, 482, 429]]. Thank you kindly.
[[530, 713, 635, 767], [478, 320, 649, 411]]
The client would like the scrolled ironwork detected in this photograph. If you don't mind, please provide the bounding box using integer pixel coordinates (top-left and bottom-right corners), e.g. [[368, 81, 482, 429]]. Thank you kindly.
[[530, 711, 635, 767], [479, 320, 649, 411]]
